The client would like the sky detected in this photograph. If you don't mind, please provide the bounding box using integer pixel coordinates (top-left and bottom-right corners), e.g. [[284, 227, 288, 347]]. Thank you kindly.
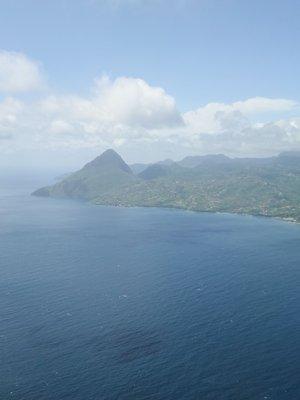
[[1, 0, 300, 170]]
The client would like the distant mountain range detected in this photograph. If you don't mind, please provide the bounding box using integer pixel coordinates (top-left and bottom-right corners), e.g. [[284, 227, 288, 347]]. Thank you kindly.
[[33, 149, 300, 222]]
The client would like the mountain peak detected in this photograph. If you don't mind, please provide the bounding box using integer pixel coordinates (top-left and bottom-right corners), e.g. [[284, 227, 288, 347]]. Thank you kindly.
[[84, 149, 132, 174], [101, 148, 121, 157]]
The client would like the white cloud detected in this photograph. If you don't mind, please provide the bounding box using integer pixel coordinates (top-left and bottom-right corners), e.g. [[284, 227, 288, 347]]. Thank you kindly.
[[0, 74, 183, 157], [0, 50, 45, 93], [49, 120, 75, 135], [1, 58, 300, 162], [183, 97, 298, 135], [0, 97, 24, 139], [4, 92, 300, 159], [180, 99, 300, 157], [94, 75, 183, 128], [37, 75, 182, 133], [231, 97, 297, 114]]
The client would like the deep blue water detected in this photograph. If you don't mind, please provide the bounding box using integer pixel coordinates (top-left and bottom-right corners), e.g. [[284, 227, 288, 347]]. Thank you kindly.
[[1, 178, 300, 400]]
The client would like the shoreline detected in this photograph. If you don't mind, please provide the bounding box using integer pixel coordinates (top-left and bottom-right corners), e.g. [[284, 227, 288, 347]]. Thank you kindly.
[[31, 192, 300, 225], [91, 199, 300, 225]]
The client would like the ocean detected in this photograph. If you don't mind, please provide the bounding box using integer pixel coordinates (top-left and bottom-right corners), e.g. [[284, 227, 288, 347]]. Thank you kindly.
[[0, 176, 299, 400]]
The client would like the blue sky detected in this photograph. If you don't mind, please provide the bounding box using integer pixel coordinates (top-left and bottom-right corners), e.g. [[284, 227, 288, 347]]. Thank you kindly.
[[1, 0, 300, 168], [2, 0, 300, 108]]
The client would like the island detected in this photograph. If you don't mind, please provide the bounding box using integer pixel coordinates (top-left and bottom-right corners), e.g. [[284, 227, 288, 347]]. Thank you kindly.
[[32, 149, 300, 222]]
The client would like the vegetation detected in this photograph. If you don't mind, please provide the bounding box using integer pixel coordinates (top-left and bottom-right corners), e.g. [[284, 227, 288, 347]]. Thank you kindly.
[[33, 149, 300, 222]]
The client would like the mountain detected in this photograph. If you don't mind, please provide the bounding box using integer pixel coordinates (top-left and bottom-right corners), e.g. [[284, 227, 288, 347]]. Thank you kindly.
[[130, 159, 175, 175], [157, 158, 176, 166], [130, 163, 149, 174], [178, 154, 230, 168], [138, 164, 171, 180], [84, 149, 132, 173], [33, 149, 137, 200], [33, 149, 300, 222]]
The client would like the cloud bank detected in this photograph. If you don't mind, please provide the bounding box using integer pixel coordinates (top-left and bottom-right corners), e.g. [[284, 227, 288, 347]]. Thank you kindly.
[[1, 50, 300, 164], [0, 51, 45, 93]]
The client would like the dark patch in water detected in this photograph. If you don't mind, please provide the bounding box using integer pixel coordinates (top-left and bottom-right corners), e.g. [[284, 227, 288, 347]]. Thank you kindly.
[[118, 340, 161, 363], [86, 328, 162, 364]]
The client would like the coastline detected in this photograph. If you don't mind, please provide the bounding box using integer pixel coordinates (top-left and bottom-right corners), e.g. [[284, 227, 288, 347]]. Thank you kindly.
[[31, 191, 300, 225], [90, 198, 300, 225]]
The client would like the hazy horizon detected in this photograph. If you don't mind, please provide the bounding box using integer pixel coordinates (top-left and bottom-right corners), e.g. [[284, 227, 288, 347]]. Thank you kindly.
[[2, 147, 299, 180]]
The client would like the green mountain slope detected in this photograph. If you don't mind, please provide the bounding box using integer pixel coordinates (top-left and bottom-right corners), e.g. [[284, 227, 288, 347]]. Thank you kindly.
[[33, 150, 300, 221], [33, 149, 137, 200]]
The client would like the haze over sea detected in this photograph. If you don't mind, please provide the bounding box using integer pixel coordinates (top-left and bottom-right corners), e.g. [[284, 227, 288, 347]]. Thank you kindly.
[[1, 175, 299, 400]]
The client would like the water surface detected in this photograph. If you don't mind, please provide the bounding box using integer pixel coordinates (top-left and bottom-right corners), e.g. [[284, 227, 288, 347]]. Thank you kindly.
[[1, 178, 299, 399]]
